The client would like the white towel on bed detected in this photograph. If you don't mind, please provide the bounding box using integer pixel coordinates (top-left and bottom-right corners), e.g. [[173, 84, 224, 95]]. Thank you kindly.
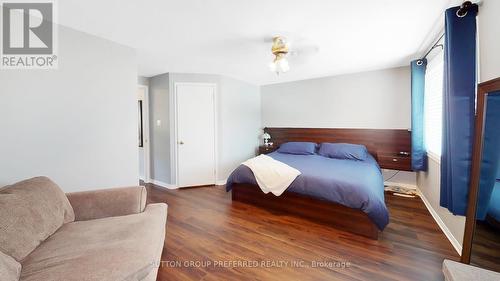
[[242, 154, 301, 196]]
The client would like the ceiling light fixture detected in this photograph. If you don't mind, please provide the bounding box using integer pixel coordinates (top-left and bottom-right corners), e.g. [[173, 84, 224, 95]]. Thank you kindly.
[[269, 36, 290, 75]]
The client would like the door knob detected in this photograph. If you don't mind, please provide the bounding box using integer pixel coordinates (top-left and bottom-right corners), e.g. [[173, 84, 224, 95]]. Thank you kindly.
[[179, 141, 184, 145]]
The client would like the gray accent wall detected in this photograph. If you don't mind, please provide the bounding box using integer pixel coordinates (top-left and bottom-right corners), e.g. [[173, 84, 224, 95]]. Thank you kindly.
[[149, 73, 171, 184], [261, 67, 411, 129]]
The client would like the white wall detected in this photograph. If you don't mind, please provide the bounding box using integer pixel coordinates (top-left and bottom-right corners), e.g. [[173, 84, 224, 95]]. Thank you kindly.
[[137, 84, 147, 180], [417, 158, 466, 253], [261, 67, 411, 129], [137, 77, 150, 181], [478, 0, 500, 83], [138, 76, 150, 87], [0, 25, 138, 192], [218, 76, 261, 182]]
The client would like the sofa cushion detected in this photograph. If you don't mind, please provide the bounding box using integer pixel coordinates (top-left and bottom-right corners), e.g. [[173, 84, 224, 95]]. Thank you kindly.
[[0, 251, 21, 281], [0, 177, 75, 261], [20, 203, 167, 281], [67, 186, 147, 221]]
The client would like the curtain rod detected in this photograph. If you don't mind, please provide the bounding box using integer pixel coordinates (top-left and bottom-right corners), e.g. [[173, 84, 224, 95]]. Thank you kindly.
[[416, 0, 477, 66], [416, 33, 444, 65]]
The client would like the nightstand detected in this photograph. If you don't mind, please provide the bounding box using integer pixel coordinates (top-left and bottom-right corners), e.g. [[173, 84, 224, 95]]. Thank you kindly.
[[258, 145, 277, 155], [377, 152, 412, 171]]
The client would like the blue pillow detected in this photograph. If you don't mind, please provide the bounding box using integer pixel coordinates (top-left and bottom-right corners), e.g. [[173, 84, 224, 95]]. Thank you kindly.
[[318, 143, 368, 161], [277, 142, 317, 155]]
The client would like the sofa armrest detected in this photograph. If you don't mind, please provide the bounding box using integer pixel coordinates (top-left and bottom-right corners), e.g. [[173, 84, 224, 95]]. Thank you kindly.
[[66, 186, 147, 221]]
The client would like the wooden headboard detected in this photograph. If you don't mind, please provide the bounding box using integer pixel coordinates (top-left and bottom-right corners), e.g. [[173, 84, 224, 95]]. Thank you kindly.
[[264, 127, 413, 171]]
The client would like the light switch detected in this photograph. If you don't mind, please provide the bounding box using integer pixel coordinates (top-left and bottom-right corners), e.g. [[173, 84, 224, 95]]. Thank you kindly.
[[156, 120, 161, 127]]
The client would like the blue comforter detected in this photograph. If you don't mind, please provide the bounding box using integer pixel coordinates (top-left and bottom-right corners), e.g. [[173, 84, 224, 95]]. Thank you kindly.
[[226, 151, 389, 230]]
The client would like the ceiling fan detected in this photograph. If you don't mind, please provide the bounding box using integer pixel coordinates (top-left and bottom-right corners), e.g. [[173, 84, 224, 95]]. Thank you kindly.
[[268, 35, 320, 75]]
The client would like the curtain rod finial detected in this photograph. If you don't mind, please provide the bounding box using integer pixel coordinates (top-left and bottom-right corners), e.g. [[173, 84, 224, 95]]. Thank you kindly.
[[457, 1, 474, 17]]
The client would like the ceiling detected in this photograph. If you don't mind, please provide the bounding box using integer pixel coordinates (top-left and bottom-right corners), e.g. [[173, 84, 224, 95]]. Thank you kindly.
[[57, 0, 457, 85]]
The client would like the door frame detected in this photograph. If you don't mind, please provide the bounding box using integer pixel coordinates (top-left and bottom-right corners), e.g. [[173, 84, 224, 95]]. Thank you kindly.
[[171, 82, 218, 187], [138, 84, 151, 183]]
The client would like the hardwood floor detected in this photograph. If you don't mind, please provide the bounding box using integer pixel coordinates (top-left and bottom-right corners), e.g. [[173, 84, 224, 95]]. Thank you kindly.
[[470, 221, 500, 272], [146, 184, 459, 281]]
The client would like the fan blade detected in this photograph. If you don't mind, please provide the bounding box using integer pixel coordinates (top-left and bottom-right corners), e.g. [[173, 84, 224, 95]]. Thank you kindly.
[[289, 45, 320, 56]]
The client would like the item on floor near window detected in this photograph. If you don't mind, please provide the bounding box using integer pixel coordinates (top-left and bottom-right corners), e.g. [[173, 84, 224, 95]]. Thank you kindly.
[[0, 176, 167, 281], [384, 185, 418, 197]]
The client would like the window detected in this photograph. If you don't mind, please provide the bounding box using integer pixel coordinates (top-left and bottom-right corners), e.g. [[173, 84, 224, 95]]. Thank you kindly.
[[424, 48, 444, 158]]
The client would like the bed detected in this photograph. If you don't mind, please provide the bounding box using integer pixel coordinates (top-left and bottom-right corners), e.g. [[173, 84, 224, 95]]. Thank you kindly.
[[227, 150, 388, 227], [226, 128, 412, 239]]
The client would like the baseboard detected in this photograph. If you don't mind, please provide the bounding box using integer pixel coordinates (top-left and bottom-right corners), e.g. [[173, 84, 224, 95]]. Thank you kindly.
[[416, 188, 462, 255], [216, 179, 227, 186], [146, 178, 225, 189], [144, 178, 178, 189]]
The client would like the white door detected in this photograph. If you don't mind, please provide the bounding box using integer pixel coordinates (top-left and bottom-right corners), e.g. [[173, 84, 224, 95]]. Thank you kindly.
[[176, 83, 216, 187]]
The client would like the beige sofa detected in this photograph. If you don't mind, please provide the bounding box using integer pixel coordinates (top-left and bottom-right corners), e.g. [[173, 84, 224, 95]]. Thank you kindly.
[[0, 177, 167, 281]]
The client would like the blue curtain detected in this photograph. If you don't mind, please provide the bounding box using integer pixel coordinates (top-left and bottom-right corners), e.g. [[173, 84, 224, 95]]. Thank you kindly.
[[476, 93, 500, 220], [440, 4, 478, 215], [411, 59, 427, 171]]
